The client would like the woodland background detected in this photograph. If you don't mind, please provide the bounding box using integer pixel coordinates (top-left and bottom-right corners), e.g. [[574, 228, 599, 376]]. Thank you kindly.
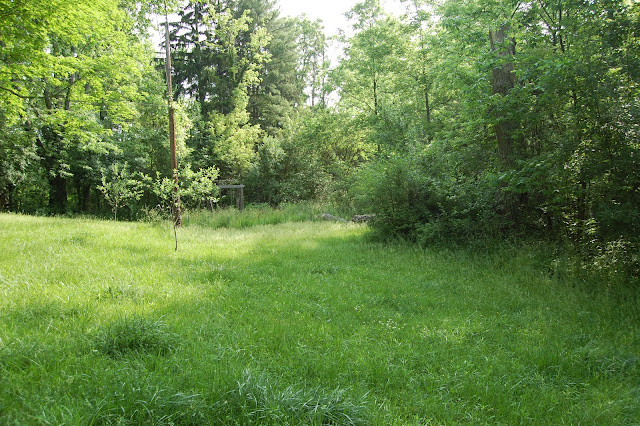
[[1, 0, 639, 282]]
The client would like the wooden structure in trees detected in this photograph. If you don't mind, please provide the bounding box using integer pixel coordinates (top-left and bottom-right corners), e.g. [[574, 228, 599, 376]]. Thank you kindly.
[[215, 181, 245, 210]]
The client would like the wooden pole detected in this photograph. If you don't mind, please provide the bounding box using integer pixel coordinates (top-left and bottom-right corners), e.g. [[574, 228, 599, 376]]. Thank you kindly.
[[165, 14, 182, 228]]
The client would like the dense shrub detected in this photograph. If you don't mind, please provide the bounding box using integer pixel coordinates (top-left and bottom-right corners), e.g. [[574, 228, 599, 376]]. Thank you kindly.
[[349, 152, 499, 245], [152, 165, 220, 212], [245, 131, 333, 206]]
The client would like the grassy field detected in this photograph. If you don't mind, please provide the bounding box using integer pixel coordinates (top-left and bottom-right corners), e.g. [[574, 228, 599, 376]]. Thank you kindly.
[[0, 212, 639, 424]]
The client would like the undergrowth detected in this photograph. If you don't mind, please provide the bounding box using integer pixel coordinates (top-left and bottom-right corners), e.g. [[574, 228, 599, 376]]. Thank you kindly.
[[178, 202, 327, 229]]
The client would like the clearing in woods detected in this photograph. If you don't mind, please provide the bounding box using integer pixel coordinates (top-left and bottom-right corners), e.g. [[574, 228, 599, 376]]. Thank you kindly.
[[0, 213, 638, 424]]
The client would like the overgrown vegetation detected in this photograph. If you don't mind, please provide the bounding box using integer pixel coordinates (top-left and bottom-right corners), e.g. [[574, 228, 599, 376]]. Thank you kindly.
[[2, 0, 638, 281], [1, 0, 638, 414], [1, 214, 639, 423], [2, 0, 638, 422], [180, 202, 325, 229]]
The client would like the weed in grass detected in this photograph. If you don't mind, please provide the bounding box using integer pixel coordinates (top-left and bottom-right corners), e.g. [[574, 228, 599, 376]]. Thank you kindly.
[[87, 385, 207, 425], [0, 339, 53, 373], [60, 232, 91, 246], [216, 369, 370, 425], [95, 284, 144, 303], [92, 316, 178, 358], [13, 301, 83, 322]]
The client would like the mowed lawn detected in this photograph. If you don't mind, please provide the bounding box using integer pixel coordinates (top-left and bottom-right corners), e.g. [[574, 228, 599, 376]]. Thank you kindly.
[[0, 213, 639, 424]]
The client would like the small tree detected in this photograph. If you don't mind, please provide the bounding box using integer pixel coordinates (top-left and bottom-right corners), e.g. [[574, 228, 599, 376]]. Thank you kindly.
[[179, 165, 220, 209], [98, 162, 146, 220], [152, 165, 220, 212]]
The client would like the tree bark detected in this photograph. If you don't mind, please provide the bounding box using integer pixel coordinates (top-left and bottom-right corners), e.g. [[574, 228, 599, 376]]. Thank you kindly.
[[37, 125, 69, 214], [425, 89, 431, 125], [0, 187, 9, 211], [75, 174, 92, 212], [490, 26, 518, 224], [373, 74, 378, 116], [489, 26, 516, 168]]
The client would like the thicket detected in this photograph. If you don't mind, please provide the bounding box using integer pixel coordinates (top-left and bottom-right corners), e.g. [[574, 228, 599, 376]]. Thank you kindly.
[[1, 0, 638, 282]]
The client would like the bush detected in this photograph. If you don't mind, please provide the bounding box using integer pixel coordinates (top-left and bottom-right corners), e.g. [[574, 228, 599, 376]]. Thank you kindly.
[[152, 165, 220, 212], [349, 152, 499, 245], [245, 137, 286, 205], [98, 162, 147, 220], [245, 136, 332, 205]]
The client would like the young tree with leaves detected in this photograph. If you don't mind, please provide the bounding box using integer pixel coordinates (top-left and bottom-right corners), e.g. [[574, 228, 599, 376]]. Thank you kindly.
[[98, 162, 147, 220]]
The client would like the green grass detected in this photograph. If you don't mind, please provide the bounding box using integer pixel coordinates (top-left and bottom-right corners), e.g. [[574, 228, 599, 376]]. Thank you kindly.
[[180, 202, 330, 229], [0, 212, 639, 424]]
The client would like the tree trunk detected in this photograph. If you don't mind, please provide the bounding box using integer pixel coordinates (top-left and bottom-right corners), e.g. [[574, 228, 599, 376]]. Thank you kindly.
[[65, 74, 75, 111], [49, 174, 68, 214], [373, 74, 378, 116], [489, 26, 518, 224], [76, 175, 92, 212], [425, 88, 432, 143], [0, 189, 8, 211], [320, 50, 327, 108], [425, 89, 431, 125], [576, 180, 587, 241], [8, 183, 15, 210], [44, 83, 53, 110], [38, 125, 69, 214], [489, 26, 516, 169]]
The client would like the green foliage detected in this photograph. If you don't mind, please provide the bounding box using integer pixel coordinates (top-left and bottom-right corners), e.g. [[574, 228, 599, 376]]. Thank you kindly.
[[2, 0, 639, 284], [0, 0, 165, 214], [0, 114, 38, 210], [208, 103, 260, 180], [152, 165, 220, 212], [250, 14, 305, 132], [326, 0, 640, 280], [98, 162, 147, 220], [350, 152, 499, 244], [245, 134, 330, 205], [244, 108, 377, 206], [336, 0, 412, 122], [296, 16, 331, 108], [170, 0, 303, 131], [245, 136, 287, 205], [174, 4, 272, 180]]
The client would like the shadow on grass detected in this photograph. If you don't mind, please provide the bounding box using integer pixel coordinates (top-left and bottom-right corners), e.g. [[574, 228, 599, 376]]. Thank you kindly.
[[3, 219, 640, 424]]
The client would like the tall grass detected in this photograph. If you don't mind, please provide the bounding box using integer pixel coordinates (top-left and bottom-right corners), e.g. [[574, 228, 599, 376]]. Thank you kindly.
[[1, 212, 639, 424], [181, 202, 328, 229]]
